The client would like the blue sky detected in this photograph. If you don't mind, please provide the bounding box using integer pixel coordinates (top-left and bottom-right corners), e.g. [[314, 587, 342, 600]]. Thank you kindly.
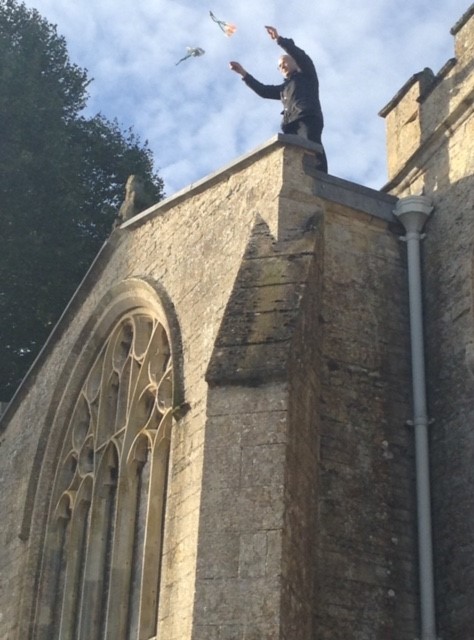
[[25, 0, 471, 196]]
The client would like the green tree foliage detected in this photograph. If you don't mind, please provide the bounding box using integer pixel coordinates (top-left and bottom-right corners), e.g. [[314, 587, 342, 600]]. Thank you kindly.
[[0, 0, 164, 399]]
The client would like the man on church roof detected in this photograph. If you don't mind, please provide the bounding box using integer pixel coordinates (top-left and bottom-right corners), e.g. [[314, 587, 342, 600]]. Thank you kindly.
[[229, 25, 327, 173]]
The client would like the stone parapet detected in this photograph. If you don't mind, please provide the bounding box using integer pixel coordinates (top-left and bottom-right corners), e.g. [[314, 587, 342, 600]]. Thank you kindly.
[[379, 5, 474, 185]]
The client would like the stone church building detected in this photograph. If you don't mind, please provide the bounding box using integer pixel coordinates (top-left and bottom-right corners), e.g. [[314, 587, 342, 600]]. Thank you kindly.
[[1, 6, 473, 640]]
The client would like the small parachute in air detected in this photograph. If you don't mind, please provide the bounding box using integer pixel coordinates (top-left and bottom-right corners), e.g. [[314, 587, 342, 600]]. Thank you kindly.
[[176, 46, 206, 66], [209, 10, 237, 37]]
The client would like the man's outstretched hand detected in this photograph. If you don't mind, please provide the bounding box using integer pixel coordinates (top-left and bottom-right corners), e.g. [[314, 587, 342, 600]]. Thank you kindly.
[[229, 61, 247, 77], [265, 26, 279, 40]]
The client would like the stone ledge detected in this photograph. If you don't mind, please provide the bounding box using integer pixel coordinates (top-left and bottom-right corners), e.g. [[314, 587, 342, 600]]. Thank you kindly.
[[121, 135, 396, 230]]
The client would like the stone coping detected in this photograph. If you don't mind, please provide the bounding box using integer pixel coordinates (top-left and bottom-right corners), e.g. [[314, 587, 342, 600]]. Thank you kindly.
[[120, 134, 324, 229], [121, 134, 396, 230]]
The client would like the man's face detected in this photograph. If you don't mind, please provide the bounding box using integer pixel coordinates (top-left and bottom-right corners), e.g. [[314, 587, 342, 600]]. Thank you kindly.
[[278, 55, 298, 78]]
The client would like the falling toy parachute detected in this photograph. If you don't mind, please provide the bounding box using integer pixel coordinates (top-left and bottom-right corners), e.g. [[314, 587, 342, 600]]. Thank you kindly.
[[176, 47, 205, 65], [209, 10, 237, 37]]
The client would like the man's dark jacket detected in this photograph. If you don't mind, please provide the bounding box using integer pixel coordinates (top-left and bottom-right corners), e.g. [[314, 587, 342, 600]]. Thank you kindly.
[[243, 36, 324, 135]]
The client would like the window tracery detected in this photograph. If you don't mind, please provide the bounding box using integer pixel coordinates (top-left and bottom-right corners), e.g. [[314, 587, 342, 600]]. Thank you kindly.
[[36, 309, 174, 640]]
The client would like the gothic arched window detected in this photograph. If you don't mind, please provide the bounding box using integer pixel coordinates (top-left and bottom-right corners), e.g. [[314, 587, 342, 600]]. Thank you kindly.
[[36, 309, 175, 640]]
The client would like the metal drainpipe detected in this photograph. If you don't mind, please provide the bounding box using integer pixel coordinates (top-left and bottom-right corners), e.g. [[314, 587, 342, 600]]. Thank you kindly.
[[394, 195, 436, 640]]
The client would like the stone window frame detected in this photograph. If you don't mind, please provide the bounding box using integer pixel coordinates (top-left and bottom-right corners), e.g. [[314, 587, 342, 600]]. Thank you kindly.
[[19, 279, 184, 640]]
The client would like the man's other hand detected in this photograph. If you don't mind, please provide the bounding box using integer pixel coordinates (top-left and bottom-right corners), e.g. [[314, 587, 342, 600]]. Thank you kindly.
[[265, 26, 279, 40], [229, 61, 247, 76]]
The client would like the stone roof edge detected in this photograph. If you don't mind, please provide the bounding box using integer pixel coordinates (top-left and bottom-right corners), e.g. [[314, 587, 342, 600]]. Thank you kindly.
[[122, 134, 397, 230], [301, 159, 397, 223], [451, 3, 474, 35], [381, 82, 474, 193], [120, 135, 323, 230], [379, 6, 473, 119]]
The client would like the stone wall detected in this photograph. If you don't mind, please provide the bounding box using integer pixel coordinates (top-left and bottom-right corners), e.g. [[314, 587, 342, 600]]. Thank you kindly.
[[0, 138, 287, 640], [381, 6, 474, 639], [311, 202, 416, 638], [0, 135, 418, 640]]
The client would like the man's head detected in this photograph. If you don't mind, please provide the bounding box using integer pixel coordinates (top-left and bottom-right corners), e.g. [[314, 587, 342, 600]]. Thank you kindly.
[[278, 54, 298, 78]]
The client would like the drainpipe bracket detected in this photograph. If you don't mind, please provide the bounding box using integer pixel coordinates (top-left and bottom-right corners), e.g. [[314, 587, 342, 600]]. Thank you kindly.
[[405, 418, 434, 428], [398, 233, 426, 242]]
